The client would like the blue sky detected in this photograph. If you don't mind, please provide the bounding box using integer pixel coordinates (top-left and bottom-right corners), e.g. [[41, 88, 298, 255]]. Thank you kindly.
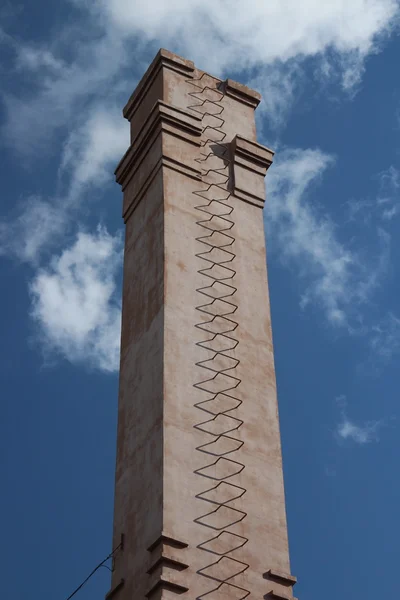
[[1, 1, 400, 599]]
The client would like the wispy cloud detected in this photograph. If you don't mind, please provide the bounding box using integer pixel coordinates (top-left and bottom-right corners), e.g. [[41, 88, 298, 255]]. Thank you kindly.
[[30, 227, 122, 372], [346, 166, 400, 224], [60, 107, 129, 201], [247, 61, 304, 132], [0, 196, 68, 265], [0, 108, 128, 264], [1, 28, 133, 156], [265, 148, 390, 327], [369, 312, 400, 362], [95, 0, 399, 74], [377, 166, 400, 220], [336, 415, 383, 444], [334, 395, 388, 446], [15, 45, 66, 72]]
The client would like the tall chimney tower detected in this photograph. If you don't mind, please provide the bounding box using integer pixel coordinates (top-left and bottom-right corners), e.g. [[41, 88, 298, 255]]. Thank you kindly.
[[107, 49, 297, 600]]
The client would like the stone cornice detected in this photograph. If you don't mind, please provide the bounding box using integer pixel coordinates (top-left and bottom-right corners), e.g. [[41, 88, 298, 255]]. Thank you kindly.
[[233, 135, 274, 173], [123, 49, 195, 122], [115, 100, 202, 222], [225, 78, 261, 108], [116, 100, 202, 188], [231, 134, 274, 209]]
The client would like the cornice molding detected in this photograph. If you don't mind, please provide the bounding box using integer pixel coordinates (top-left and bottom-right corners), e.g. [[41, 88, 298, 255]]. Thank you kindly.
[[116, 100, 202, 188], [123, 49, 195, 122], [225, 78, 262, 108], [231, 134, 274, 209], [115, 101, 202, 222]]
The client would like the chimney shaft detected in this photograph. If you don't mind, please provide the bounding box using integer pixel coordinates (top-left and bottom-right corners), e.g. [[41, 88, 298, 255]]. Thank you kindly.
[[107, 48, 296, 600]]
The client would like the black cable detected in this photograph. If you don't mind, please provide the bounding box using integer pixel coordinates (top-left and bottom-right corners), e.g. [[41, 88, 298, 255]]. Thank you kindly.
[[64, 542, 122, 600]]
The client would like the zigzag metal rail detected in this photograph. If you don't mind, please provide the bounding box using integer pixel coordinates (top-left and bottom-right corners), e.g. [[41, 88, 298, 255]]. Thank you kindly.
[[187, 73, 250, 600]]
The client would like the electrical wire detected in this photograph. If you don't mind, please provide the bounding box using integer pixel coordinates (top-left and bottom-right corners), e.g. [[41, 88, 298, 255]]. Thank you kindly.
[[64, 542, 122, 600]]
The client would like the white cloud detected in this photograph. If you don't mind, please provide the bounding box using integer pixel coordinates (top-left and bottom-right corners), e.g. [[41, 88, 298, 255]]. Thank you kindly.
[[16, 46, 65, 72], [97, 0, 399, 73], [336, 416, 383, 444], [60, 107, 129, 201], [345, 197, 375, 225], [30, 227, 122, 372], [265, 148, 391, 327], [334, 396, 386, 446], [0, 108, 128, 264], [1, 28, 133, 155], [248, 61, 303, 132], [369, 312, 400, 362], [266, 148, 349, 325], [0, 196, 68, 264], [379, 165, 400, 192], [377, 166, 400, 220], [345, 166, 400, 225]]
